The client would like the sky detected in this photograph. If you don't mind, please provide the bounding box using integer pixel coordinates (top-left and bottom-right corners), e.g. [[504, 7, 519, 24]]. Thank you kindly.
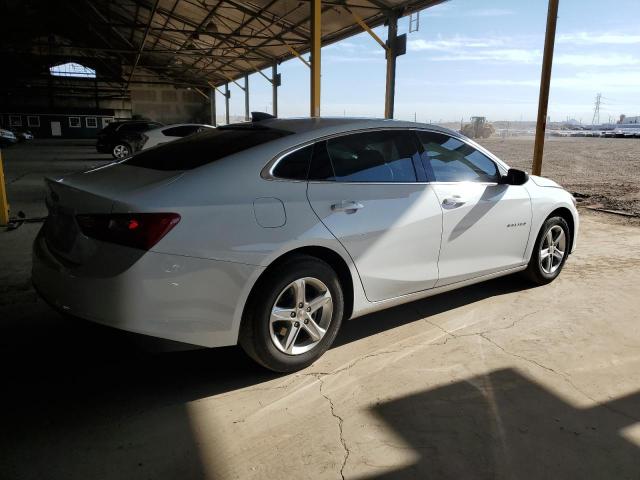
[[217, 0, 640, 124]]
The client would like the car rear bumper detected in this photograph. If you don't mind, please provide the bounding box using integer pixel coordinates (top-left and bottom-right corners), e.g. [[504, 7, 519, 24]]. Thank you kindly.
[[32, 230, 264, 348]]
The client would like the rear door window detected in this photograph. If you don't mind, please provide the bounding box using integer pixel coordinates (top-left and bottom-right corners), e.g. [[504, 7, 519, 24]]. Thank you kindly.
[[126, 126, 293, 170], [312, 130, 418, 182]]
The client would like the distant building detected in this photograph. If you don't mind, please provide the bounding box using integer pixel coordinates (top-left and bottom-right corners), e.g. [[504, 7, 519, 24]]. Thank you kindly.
[[0, 109, 116, 139], [619, 114, 640, 124]]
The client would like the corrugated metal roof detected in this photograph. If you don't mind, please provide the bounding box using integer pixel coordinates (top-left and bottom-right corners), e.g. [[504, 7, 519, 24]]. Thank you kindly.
[[0, 0, 447, 88]]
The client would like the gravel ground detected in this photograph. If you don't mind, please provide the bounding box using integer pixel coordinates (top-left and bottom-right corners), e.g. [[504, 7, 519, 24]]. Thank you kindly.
[[479, 137, 640, 217]]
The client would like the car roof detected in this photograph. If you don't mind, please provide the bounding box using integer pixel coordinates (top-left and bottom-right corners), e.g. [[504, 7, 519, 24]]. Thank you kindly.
[[161, 123, 214, 128], [252, 117, 456, 137], [141, 123, 213, 133], [245, 117, 508, 171]]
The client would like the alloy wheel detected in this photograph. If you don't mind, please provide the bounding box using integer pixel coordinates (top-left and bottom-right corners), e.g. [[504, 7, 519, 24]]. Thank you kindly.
[[113, 144, 130, 158], [269, 277, 333, 355], [539, 225, 566, 274]]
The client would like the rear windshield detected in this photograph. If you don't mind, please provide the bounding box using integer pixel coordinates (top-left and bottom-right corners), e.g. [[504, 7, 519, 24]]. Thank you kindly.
[[126, 125, 293, 170]]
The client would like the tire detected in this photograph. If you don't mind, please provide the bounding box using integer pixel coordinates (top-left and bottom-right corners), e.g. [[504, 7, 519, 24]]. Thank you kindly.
[[112, 143, 131, 159], [524, 216, 570, 285], [240, 255, 344, 372]]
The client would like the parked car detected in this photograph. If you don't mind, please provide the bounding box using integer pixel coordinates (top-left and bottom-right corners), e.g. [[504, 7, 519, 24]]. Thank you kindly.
[[33, 117, 579, 372], [0, 128, 18, 147], [96, 120, 163, 158], [11, 128, 34, 142], [132, 123, 215, 152]]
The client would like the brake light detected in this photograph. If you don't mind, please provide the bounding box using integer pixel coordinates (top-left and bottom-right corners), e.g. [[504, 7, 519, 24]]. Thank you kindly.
[[76, 213, 180, 250]]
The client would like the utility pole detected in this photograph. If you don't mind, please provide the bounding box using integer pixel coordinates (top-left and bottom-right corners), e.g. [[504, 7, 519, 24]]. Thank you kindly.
[[591, 93, 601, 125], [532, 0, 559, 176]]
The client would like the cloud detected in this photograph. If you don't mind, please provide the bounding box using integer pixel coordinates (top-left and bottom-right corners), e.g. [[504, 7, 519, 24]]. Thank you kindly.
[[462, 79, 539, 87], [555, 53, 639, 67], [408, 36, 506, 52], [558, 32, 640, 45], [324, 55, 384, 64], [421, 5, 514, 18], [551, 71, 640, 89], [465, 8, 514, 17], [430, 48, 541, 64], [462, 71, 640, 90], [408, 34, 640, 67], [324, 41, 359, 51]]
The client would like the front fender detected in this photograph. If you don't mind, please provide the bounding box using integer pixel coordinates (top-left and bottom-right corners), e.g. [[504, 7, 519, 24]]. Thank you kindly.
[[525, 184, 579, 261]]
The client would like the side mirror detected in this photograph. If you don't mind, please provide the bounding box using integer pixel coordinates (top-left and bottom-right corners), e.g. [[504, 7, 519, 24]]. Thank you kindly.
[[502, 168, 529, 186]]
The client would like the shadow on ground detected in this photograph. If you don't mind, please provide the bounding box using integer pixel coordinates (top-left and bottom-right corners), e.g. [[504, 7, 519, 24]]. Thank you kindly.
[[368, 368, 640, 479], [0, 275, 541, 479]]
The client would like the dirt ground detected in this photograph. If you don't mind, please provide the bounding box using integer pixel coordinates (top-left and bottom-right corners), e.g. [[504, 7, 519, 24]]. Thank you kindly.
[[1, 140, 640, 479], [479, 137, 640, 217]]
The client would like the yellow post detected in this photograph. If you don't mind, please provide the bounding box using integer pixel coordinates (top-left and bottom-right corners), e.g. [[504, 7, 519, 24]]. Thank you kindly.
[[0, 150, 9, 226], [384, 13, 398, 119], [310, 0, 321, 117]]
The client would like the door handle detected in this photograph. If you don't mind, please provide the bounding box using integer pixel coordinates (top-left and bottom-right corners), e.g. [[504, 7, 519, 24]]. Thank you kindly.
[[442, 196, 466, 207], [331, 201, 364, 214]]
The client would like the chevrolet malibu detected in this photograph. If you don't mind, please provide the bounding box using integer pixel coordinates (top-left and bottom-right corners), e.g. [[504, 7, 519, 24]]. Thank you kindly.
[[33, 118, 578, 372]]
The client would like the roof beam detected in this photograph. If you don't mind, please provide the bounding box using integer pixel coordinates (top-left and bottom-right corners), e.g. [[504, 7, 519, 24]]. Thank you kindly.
[[126, 0, 160, 89]]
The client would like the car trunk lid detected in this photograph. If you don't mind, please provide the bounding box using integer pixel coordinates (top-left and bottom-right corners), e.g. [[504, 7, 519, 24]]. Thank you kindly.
[[43, 163, 182, 263]]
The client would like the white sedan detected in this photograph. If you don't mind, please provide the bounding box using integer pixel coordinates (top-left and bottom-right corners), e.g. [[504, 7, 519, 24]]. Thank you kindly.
[[33, 117, 578, 372], [136, 123, 214, 151]]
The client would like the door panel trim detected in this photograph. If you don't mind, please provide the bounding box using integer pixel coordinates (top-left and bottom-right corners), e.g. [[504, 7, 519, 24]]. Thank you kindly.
[[351, 263, 528, 319]]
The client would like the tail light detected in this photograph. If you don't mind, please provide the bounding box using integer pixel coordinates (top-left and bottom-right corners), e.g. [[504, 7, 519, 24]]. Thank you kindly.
[[76, 213, 180, 250]]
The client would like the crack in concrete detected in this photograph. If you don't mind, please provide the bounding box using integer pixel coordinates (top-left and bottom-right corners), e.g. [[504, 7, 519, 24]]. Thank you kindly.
[[421, 311, 640, 423], [301, 346, 409, 378], [316, 374, 350, 480], [479, 333, 640, 423], [289, 305, 638, 475], [422, 309, 543, 344]]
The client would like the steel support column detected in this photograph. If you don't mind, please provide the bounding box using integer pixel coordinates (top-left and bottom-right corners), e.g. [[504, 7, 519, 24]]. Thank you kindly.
[[224, 83, 230, 124], [385, 13, 398, 119], [244, 74, 250, 121], [272, 63, 279, 117], [209, 88, 216, 126], [310, 0, 321, 117], [0, 151, 9, 226], [532, 0, 560, 176]]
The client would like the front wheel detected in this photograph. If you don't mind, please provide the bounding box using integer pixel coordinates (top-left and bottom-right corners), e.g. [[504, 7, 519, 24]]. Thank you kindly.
[[240, 255, 344, 372], [524, 216, 570, 285]]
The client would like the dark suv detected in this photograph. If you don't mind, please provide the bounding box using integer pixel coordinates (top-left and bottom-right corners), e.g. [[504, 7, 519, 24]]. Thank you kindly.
[[96, 120, 163, 158]]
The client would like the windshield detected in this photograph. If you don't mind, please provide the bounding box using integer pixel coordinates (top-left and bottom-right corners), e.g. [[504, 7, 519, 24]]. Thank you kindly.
[[125, 125, 293, 171]]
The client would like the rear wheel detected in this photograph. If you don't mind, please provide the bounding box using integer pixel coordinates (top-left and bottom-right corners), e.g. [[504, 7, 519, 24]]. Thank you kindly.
[[240, 255, 344, 372], [112, 143, 131, 159], [524, 216, 570, 285]]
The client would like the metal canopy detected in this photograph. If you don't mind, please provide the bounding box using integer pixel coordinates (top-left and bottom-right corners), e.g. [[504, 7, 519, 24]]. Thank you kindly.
[[0, 0, 445, 89]]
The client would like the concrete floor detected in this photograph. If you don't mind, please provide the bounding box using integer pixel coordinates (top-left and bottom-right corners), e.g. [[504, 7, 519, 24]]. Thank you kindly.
[[1, 141, 639, 479]]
